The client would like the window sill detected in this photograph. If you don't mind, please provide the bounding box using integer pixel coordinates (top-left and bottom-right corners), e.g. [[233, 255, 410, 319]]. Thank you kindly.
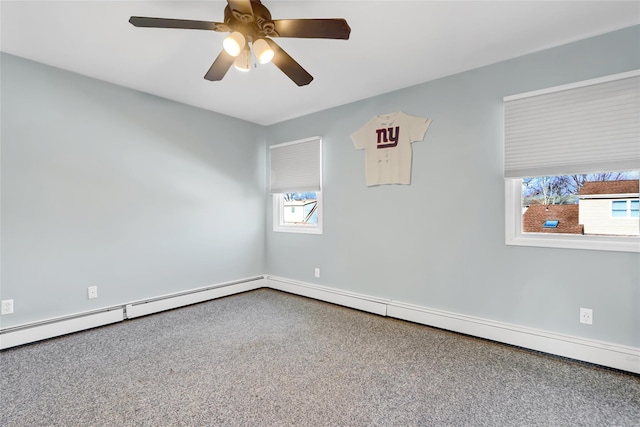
[[273, 224, 323, 235], [506, 232, 640, 253]]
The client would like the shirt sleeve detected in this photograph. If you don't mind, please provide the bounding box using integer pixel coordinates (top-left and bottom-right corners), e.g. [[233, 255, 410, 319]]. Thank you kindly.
[[350, 120, 371, 150], [406, 114, 432, 143]]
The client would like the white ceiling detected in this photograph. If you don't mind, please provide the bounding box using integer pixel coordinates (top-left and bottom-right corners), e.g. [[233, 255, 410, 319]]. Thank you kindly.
[[2, 1, 639, 125]]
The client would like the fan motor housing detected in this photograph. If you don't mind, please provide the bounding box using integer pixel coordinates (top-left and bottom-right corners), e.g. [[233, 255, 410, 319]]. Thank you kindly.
[[224, 1, 277, 41]]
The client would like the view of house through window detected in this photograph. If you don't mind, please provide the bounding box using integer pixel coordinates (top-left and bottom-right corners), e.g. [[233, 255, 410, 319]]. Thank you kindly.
[[282, 192, 319, 225], [273, 191, 322, 234], [521, 171, 639, 237]]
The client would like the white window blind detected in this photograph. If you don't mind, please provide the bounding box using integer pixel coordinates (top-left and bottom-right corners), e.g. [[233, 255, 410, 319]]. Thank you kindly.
[[504, 70, 640, 178], [270, 136, 322, 194]]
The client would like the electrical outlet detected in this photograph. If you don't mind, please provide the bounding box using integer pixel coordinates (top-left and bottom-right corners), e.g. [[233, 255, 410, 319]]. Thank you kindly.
[[314, 268, 320, 278], [88, 286, 98, 299], [580, 308, 593, 325], [1, 299, 14, 315]]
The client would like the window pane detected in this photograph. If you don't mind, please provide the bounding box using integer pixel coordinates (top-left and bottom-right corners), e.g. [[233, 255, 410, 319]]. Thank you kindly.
[[522, 171, 639, 237], [282, 192, 318, 225], [612, 201, 627, 211], [612, 201, 627, 217]]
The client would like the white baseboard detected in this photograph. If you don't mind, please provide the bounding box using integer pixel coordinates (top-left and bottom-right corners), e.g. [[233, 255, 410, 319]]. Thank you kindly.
[[0, 308, 124, 350], [267, 276, 640, 374], [126, 277, 266, 319], [387, 301, 640, 375], [266, 276, 388, 316], [0, 276, 266, 350], [2, 275, 638, 374]]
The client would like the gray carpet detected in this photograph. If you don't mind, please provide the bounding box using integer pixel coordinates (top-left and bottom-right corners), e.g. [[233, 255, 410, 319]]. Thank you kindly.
[[1, 289, 639, 426]]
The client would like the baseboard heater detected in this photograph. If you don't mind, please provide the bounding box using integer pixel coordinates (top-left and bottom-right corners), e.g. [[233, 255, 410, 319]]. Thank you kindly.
[[265, 276, 640, 375], [0, 276, 265, 350], [125, 276, 265, 319], [0, 308, 124, 350], [266, 276, 389, 316]]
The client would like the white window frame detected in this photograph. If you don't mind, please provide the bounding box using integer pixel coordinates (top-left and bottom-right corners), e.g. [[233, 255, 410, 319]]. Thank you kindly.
[[505, 179, 639, 253], [273, 191, 323, 234]]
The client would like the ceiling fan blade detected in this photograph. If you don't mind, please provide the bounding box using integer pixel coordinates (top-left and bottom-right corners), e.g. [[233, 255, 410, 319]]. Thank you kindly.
[[204, 50, 235, 81], [266, 39, 313, 87], [227, 0, 254, 20], [272, 19, 351, 39], [129, 16, 227, 32]]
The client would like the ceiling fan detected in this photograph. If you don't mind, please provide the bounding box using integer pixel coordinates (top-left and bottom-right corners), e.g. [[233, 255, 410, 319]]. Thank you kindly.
[[129, 0, 351, 86]]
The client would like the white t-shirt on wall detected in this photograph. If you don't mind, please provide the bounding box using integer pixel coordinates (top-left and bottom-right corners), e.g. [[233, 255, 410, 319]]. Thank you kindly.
[[350, 111, 431, 186]]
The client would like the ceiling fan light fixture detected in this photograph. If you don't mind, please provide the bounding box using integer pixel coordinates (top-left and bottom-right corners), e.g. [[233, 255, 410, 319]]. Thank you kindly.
[[129, 2, 351, 86], [234, 48, 251, 72], [223, 31, 245, 57], [253, 39, 274, 64]]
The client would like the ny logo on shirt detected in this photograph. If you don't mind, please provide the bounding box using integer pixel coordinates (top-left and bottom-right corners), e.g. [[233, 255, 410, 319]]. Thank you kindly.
[[376, 127, 399, 149]]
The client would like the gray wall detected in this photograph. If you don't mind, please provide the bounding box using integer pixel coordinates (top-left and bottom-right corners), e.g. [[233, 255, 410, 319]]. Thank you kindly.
[[2, 26, 638, 350], [265, 26, 640, 348], [1, 53, 265, 327]]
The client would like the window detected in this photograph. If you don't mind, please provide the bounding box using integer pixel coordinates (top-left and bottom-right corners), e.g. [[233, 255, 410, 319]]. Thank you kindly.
[[504, 70, 640, 252], [273, 191, 322, 234], [270, 137, 322, 234], [612, 200, 640, 218]]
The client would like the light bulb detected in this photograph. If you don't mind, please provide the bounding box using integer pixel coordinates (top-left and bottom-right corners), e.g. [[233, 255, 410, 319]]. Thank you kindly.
[[234, 49, 251, 72], [253, 39, 274, 64], [223, 31, 245, 57]]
